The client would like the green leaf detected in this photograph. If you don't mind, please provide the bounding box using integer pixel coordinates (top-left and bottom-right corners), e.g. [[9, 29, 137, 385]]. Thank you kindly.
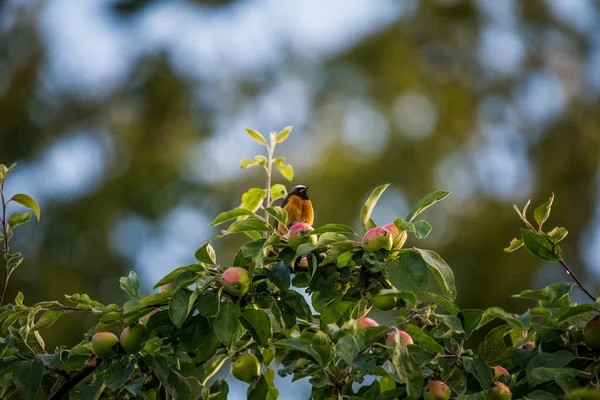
[[310, 223, 355, 235], [210, 208, 256, 226], [248, 375, 270, 400], [534, 193, 554, 230], [240, 188, 268, 212], [154, 264, 205, 288], [273, 158, 294, 181], [385, 250, 429, 295], [104, 359, 135, 391], [565, 389, 600, 400], [393, 217, 416, 233], [520, 228, 561, 262], [555, 304, 599, 322], [8, 211, 31, 228], [0, 164, 7, 181], [526, 351, 575, 383], [245, 128, 268, 145], [265, 206, 288, 227], [548, 227, 568, 243], [240, 155, 267, 169], [390, 335, 423, 399], [360, 184, 390, 229], [414, 248, 457, 300], [282, 290, 313, 322], [124, 377, 144, 396], [504, 238, 524, 253], [262, 261, 290, 291], [10, 194, 40, 221], [169, 288, 198, 328], [213, 298, 241, 348], [270, 184, 288, 202], [239, 309, 271, 347], [197, 293, 220, 318], [210, 379, 229, 400], [477, 325, 510, 364], [401, 324, 444, 354], [224, 219, 273, 235], [275, 125, 293, 143], [203, 354, 228, 384], [413, 220, 432, 239], [423, 292, 459, 315], [274, 339, 323, 364], [529, 367, 578, 387], [316, 232, 349, 246], [13, 358, 43, 400], [459, 309, 484, 338], [462, 357, 492, 389], [195, 241, 217, 264], [513, 282, 575, 307], [406, 190, 451, 222], [335, 335, 360, 363], [32, 310, 67, 331], [432, 313, 464, 333], [119, 271, 141, 298]]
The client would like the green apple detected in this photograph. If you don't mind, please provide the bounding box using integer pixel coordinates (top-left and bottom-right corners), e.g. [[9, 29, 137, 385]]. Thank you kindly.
[[386, 329, 413, 346], [91, 332, 119, 359], [362, 227, 393, 252], [423, 380, 451, 400], [584, 315, 600, 350], [288, 223, 317, 250], [120, 324, 146, 354], [221, 267, 250, 297], [486, 381, 511, 400], [371, 287, 401, 311], [231, 353, 261, 383]]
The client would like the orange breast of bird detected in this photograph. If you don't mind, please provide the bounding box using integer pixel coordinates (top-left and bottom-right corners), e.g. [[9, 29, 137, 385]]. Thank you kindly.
[[279, 196, 314, 234]]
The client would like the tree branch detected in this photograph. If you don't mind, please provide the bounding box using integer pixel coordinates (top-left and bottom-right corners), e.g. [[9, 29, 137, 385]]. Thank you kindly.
[[0, 180, 10, 306], [49, 355, 101, 400], [559, 258, 595, 302]]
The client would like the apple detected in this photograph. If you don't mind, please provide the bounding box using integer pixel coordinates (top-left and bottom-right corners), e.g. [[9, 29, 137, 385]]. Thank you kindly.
[[371, 288, 400, 311], [312, 331, 331, 347], [386, 329, 413, 346], [288, 223, 317, 250], [423, 380, 451, 400], [492, 365, 509, 379], [91, 332, 119, 359], [231, 353, 261, 383], [362, 227, 393, 252], [584, 315, 600, 350], [383, 223, 408, 250], [486, 381, 511, 400], [221, 267, 250, 297], [120, 324, 146, 354], [356, 317, 378, 332], [139, 308, 160, 325], [520, 341, 535, 350], [297, 256, 309, 268]]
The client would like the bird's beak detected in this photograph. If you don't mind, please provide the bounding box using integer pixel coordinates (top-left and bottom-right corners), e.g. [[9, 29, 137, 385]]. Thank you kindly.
[[303, 186, 310, 192]]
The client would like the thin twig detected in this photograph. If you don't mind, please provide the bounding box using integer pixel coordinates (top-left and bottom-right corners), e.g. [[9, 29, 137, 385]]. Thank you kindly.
[[0, 180, 9, 306], [559, 258, 596, 302], [264, 143, 275, 225], [49, 355, 101, 400]]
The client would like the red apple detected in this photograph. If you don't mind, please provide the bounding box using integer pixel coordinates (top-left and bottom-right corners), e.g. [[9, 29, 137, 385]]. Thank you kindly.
[[356, 317, 378, 331], [221, 267, 251, 296], [288, 223, 317, 250], [423, 380, 451, 400], [487, 381, 511, 400], [383, 223, 408, 250], [492, 365, 509, 379], [386, 329, 413, 346], [91, 332, 119, 359]]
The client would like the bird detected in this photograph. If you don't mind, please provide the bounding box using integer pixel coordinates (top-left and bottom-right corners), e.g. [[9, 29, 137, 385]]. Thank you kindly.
[[274, 185, 314, 235]]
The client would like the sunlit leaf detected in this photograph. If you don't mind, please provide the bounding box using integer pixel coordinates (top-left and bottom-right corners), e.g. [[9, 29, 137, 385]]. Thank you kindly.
[[273, 158, 294, 181], [275, 125, 293, 143], [406, 190, 451, 222], [270, 184, 288, 202], [534, 193, 554, 230], [210, 208, 256, 226], [195, 241, 217, 264], [245, 128, 267, 145], [360, 184, 390, 229], [10, 194, 41, 221]]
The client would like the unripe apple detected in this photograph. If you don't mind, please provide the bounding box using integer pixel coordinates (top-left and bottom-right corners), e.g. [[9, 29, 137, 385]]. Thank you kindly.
[[492, 365, 509, 380], [486, 381, 511, 400], [383, 223, 408, 250], [288, 223, 317, 250], [356, 317, 378, 332], [584, 315, 600, 350], [423, 380, 451, 400], [91, 332, 119, 359], [362, 227, 393, 252], [371, 288, 400, 311], [386, 329, 413, 346], [221, 267, 250, 297], [231, 353, 261, 383], [312, 331, 331, 347], [120, 324, 146, 354], [297, 256, 309, 268], [139, 308, 160, 325]]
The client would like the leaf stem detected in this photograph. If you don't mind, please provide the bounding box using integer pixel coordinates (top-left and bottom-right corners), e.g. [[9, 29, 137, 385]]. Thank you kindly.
[[0, 179, 9, 306], [559, 258, 595, 302]]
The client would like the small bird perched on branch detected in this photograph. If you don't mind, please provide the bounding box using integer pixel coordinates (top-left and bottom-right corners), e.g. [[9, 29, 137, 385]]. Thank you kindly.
[[274, 185, 314, 235]]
